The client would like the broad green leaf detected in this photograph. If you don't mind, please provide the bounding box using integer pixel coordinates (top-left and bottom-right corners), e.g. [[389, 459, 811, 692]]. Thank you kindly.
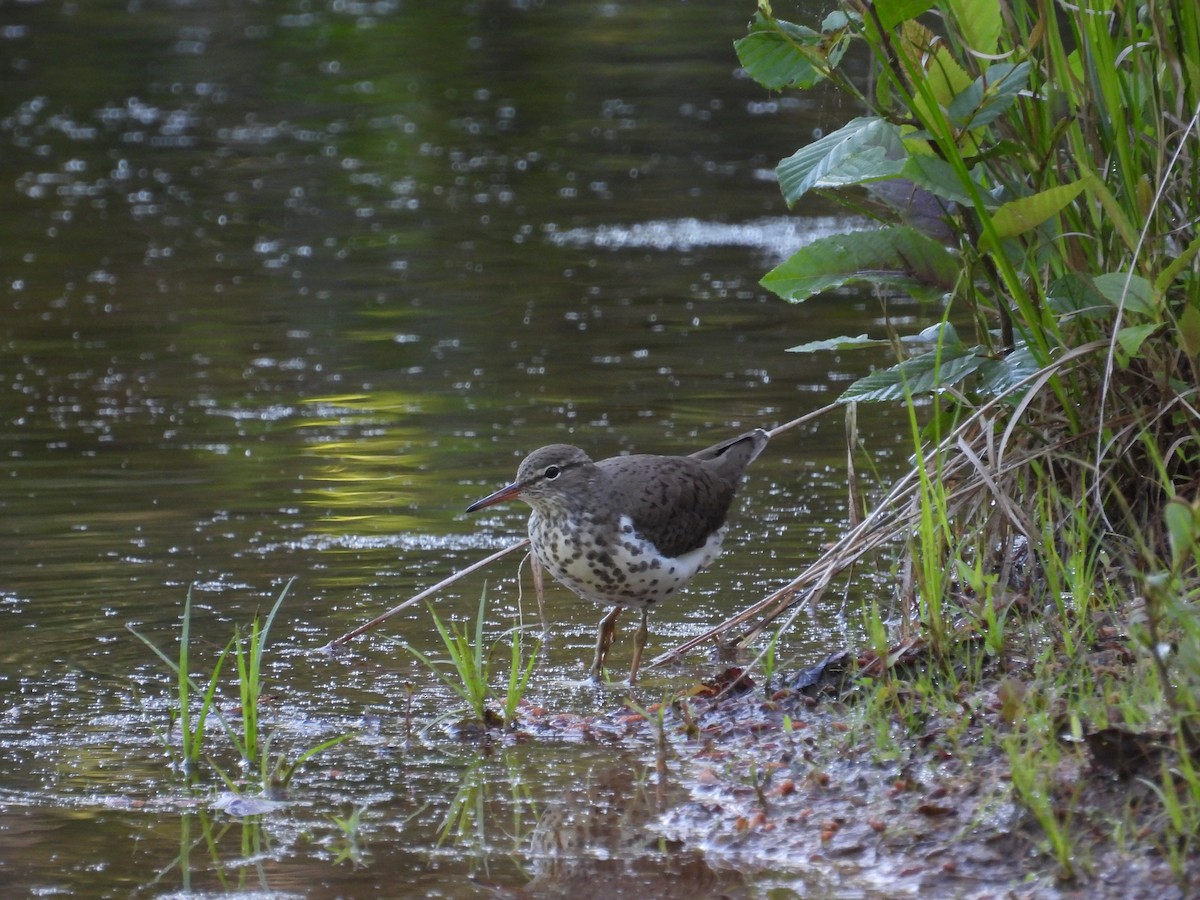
[[975, 344, 1041, 395], [1046, 273, 1111, 320], [1080, 168, 1139, 254], [821, 10, 854, 31], [899, 153, 985, 206], [990, 180, 1085, 239], [873, 0, 935, 31], [1116, 322, 1160, 356], [900, 20, 974, 110], [735, 15, 830, 90], [1093, 272, 1157, 314], [1165, 497, 1200, 571], [840, 346, 988, 403], [904, 322, 963, 348], [788, 334, 886, 353], [762, 226, 959, 303], [776, 117, 906, 205], [898, 20, 979, 153], [947, 0, 1001, 55], [947, 62, 1031, 130]]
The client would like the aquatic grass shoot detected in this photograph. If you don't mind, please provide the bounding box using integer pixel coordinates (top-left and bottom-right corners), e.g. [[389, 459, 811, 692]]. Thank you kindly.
[[327, 804, 371, 866], [131, 579, 355, 797], [1003, 710, 1082, 879], [253, 730, 358, 800], [129, 586, 235, 781], [406, 590, 492, 724], [229, 579, 292, 768], [498, 616, 540, 728], [403, 585, 541, 730]]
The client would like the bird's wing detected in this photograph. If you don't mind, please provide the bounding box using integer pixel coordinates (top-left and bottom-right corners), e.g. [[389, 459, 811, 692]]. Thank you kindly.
[[599, 456, 735, 557]]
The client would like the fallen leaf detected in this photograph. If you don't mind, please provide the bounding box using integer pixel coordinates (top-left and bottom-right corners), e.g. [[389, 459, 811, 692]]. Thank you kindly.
[[916, 803, 955, 817]]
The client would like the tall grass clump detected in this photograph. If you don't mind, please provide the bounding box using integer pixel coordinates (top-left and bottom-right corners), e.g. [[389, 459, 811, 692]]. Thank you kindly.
[[735, 0, 1200, 879]]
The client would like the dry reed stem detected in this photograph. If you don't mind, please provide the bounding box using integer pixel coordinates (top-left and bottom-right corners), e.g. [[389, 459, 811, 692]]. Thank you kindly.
[[649, 341, 1110, 668], [319, 539, 530, 651]]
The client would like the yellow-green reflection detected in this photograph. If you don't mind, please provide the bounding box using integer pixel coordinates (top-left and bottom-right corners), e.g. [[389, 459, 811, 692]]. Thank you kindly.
[[300, 393, 435, 533]]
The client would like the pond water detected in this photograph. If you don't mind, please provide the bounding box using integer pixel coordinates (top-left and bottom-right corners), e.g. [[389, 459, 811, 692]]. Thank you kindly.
[[1, 1, 929, 895]]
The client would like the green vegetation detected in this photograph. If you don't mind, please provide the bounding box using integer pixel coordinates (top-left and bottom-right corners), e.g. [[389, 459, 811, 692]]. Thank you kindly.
[[130, 580, 353, 798], [400, 587, 541, 732], [738, 0, 1200, 882]]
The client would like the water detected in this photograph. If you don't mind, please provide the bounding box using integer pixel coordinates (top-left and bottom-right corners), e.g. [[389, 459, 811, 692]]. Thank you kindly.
[[1, 1, 922, 894]]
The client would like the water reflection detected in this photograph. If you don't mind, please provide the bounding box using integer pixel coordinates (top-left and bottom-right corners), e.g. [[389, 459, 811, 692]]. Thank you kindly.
[[523, 759, 746, 898], [546, 214, 870, 262], [1, 0, 920, 895]]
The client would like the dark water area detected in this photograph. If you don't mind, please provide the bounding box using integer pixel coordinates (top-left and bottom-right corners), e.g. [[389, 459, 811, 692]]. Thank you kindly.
[[1, 1, 928, 894]]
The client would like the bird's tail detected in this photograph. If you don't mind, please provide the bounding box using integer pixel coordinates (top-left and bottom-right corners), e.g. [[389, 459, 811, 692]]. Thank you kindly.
[[689, 427, 769, 473]]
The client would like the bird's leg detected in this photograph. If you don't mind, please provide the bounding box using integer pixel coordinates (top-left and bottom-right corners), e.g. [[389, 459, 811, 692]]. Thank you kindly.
[[591, 607, 621, 680], [530, 553, 547, 635], [628, 607, 649, 685]]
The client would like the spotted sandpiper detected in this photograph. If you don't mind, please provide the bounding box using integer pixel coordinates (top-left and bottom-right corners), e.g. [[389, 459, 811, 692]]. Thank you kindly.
[[466, 428, 768, 683]]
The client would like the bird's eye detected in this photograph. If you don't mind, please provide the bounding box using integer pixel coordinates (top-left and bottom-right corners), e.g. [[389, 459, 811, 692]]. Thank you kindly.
[[544, 465, 561, 480]]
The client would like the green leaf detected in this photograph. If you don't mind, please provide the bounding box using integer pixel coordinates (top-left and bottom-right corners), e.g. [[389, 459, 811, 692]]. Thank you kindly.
[[735, 15, 841, 90], [947, 0, 1001, 55], [904, 322, 963, 348], [776, 117, 907, 205], [1165, 498, 1200, 571], [1046, 273, 1112, 320], [840, 345, 989, 403], [762, 226, 959, 303], [873, 0, 935, 31], [1116, 322, 1160, 356], [1093, 272, 1157, 314], [1154, 232, 1200, 294], [990, 180, 1086, 239], [899, 153, 986, 206], [947, 61, 1031, 130], [821, 10, 855, 30], [787, 334, 886, 353], [975, 344, 1041, 395], [1080, 169, 1140, 255], [901, 20, 974, 126]]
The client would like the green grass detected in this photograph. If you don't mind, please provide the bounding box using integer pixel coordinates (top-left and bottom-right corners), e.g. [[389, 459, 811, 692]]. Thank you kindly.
[[130, 579, 354, 797], [402, 586, 541, 732], [230, 580, 290, 769], [327, 805, 370, 866], [129, 586, 233, 782]]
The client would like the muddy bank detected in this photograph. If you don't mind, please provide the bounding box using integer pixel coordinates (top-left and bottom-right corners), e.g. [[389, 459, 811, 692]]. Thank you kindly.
[[508, 661, 1198, 899]]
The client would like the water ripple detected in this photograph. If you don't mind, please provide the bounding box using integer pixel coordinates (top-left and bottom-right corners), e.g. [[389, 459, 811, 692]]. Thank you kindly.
[[543, 215, 872, 261]]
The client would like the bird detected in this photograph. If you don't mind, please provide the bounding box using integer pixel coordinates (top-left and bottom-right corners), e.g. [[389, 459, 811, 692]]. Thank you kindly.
[[466, 428, 768, 683]]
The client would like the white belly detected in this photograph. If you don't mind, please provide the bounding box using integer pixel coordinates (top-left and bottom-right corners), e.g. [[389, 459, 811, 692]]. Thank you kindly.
[[530, 512, 726, 609]]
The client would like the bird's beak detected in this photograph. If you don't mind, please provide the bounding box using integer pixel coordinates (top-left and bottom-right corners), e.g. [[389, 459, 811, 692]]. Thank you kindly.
[[466, 481, 523, 513]]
